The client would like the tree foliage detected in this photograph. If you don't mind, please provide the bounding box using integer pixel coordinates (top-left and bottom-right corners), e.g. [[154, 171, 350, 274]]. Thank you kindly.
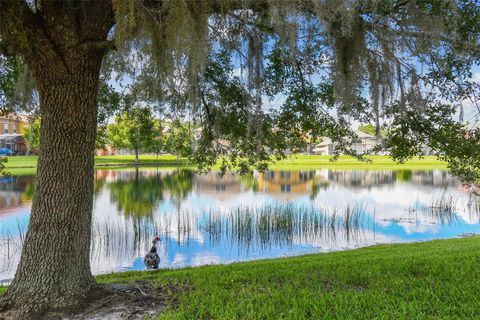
[[107, 105, 157, 161], [147, 120, 164, 156], [96, 65, 123, 149], [0, 55, 17, 112], [358, 124, 377, 136], [23, 118, 40, 153], [164, 118, 193, 159]]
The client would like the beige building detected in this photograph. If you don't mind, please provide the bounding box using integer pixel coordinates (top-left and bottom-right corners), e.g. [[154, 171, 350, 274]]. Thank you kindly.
[[0, 114, 30, 154]]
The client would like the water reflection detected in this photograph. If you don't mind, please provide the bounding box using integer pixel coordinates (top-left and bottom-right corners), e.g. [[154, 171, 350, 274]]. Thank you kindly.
[[92, 169, 195, 218], [0, 176, 34, 213], [0, 168, 479, 281]]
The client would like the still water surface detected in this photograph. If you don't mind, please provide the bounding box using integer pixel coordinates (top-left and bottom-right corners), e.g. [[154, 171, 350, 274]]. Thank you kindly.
[[0, 168, 479, 281]]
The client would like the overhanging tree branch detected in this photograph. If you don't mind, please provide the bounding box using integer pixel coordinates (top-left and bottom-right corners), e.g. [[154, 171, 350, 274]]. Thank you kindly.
[[77, 39, 117, 52], [0, 0, 68, 73]]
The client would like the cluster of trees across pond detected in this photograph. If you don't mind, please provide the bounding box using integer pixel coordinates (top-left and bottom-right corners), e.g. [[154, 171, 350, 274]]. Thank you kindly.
[[102, 109, 194, 161], [23, 108, 195, 161]]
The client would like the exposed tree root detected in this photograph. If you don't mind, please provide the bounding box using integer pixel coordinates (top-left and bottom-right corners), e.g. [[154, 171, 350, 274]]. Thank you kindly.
[[0, 283, 97, 319], [0, 281, 188, 319], [0, 292, 50, 319]]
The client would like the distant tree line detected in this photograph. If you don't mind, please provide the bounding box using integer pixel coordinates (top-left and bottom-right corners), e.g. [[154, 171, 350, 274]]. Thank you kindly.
[[24, 106, 194, 162], [100, 106, 194, 162]]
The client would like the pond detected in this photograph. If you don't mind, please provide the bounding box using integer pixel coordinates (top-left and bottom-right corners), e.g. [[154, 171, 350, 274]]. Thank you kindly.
[[0, 168, 479, 282]]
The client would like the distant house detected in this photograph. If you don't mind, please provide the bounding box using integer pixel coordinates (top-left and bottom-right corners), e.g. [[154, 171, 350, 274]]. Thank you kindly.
[[0, 114, 31, 155], [0, 114, 30, 135], [193, 128, 203, 141], [312, 130, 379, 155], [312, 137, 334, 155], [193, 127, 230, 153], [419, 123, 479, 156], [96, 145, 117, 156], [464, 122, 480, 138]]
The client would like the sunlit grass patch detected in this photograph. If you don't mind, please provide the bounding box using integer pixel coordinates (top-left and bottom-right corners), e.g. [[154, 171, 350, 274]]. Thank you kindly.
[[270, 155, 448, 170], [3, 155, 448, 172]]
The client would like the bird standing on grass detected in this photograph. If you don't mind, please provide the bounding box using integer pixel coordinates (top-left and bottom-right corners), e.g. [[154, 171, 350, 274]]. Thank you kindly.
[[144, 236, 161, 269]]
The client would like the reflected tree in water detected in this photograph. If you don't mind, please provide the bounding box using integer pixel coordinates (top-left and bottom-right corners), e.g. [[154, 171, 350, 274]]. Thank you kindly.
[[161, 170, 194, 205], [310, 177, 330, 200], [396, 170, 412, 182], [0, 176, 35, 209], [93, 175, 107, 196], [108, 169, 193, 218], [237, 172, 260, 192]]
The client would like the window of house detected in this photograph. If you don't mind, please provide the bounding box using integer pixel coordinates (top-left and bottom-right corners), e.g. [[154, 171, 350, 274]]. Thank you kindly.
[[280, 184, 291, 193], [3, 123, 8, 134], [266, 171, 275, 179], [13, 125, 16, 133], [280, 171, 291, 179], [299, 171, 311, 181]]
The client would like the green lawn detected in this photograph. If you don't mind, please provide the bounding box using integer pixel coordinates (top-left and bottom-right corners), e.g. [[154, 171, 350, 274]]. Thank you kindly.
[[1, 155, 193, 175], [3, 155, 447, 173], [269, 154, 447, 170], [2, 155, 39, 168], [2, 155, 190, 168], [95, 236, 480, 319], [95, 155, 189, 166]]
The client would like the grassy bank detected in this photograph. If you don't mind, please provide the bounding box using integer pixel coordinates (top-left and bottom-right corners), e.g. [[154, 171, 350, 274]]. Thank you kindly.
[[1, 155, 193, 175], [96, 236, 480, 319], [3, 155, 447, 174], [269, 154, 447, 170], [3, 155, 191, 169]]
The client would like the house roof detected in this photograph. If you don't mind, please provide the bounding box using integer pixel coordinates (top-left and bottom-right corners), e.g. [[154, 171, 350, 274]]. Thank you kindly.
[[354, 130, 375, 139], [0, 134, 24, 141], [0, 113, 31, 123], [314, 138, 333, 148], [314, 130, 376, 148], [464, 122, 480, 131]]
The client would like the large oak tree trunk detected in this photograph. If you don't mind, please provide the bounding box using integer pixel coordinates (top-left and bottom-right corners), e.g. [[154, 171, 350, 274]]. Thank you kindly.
[[0, 3, 115, 318], [1, 54, 104, 319]]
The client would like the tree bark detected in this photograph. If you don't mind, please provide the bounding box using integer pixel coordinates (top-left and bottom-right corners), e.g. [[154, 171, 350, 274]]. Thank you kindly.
[[1, 54, 104, 319], [135, 148, 140, 164]]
